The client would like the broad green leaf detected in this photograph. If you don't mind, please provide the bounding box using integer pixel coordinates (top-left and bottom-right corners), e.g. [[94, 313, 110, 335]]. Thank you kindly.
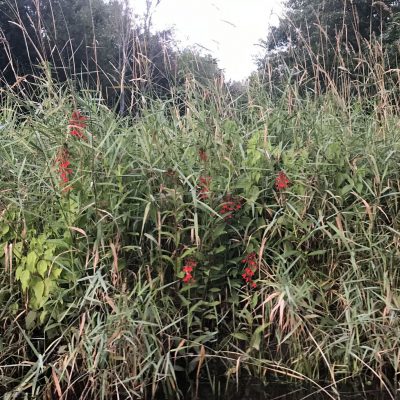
[[50, 267, 62, 279], [26, 251, 38, 272], [1, 224, 9, 237], [211, 224, 226, 240], [247, 186, 260, 204], [20, 270, 31, 292], [205, 300, 221, 307], [32, 280, 45, 303], [44, 278, 55, 296], [214, 245, 226, 254], [250, 324, 269, 351], [37, 260, 48, 278], [46, 239, 69, 249], [39, 310, 48, 324], [43, 249, 54, 261], [15, 265, 24, 281]]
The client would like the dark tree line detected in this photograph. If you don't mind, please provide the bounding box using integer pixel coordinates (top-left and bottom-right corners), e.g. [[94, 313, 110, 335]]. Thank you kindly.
[[0, 0, 221, 111], [257, 0, 400, 96]]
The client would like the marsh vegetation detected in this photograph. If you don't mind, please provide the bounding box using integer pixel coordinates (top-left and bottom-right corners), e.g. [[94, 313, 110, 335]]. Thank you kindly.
[[1, 0, 400, 398]]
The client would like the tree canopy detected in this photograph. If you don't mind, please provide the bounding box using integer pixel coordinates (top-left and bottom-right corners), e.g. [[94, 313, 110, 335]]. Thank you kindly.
[[258, 0, 400, 93], [0, 0, 221, 111]]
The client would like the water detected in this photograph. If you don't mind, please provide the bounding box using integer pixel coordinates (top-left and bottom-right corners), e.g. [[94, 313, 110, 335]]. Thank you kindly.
[[185, 378, 395, 400]]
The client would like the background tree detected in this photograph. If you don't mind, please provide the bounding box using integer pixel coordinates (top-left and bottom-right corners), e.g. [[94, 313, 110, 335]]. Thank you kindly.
[[0, 0, 224, 113], [0, 0, 126, 92], [257, 0, 400, 95], [0, 0, 39, 83]]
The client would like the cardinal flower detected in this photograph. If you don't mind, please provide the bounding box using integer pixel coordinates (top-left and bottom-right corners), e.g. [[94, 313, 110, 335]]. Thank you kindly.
[[275, 171, 290, 191], [69, 110, 88, 140], [241, 252, 257, 288], [220, 194, 242, 221], [54, 146, 73, 192], [198, 176, 212, 200], [182, 258, 197, 284]]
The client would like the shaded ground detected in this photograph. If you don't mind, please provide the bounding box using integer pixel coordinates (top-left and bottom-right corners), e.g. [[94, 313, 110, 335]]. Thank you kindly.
[[187, 378, 395, 400]]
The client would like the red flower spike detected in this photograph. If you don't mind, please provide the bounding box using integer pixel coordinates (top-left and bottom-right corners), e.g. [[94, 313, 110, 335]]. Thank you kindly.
[[275, 171, 290, 191], [182, 258, 197, 284], [219, 194, 242, 221], [68, 110, 88, 141], [241, 252, 258, 288], [198, 176, 212, 200], [54, 146, 73, 192]]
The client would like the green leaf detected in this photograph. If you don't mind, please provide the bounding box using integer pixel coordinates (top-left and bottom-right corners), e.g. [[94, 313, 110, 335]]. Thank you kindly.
[[44, 278, 55, 296], [32, 280, 44, 304], [205, 301, 221, 307], [39, 310, 48, 324], [141, 202, 152, 239], [20, 270, 31, 292], [231, 332, 248, 341], [211, 224, 226, 240], [15, 265, 24, 281], [247, 186, 260, 204], [26, 251, 38, 272], [37, 260, 48, 278], [250, 323, 269, 351], [203, 314, 217, 319], [25, 310, 37, 330], [37, 234, 47, 246], [340, 184, 353, 196], [43, 249, 54, 261], [46, 239, 69, 249], [214, 245, 226, 254], [1, 224, 10, 237], [13, 242, 23, 258], [308, 250, 327, 256], [50, 267, 62, 279]]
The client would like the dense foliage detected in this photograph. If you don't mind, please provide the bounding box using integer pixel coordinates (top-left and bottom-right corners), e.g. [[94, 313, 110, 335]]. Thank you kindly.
[[0, 0, 221, 109], [1, 1, 400, 399], [1, 67, 400, 398], [258, 0, 400, 94]]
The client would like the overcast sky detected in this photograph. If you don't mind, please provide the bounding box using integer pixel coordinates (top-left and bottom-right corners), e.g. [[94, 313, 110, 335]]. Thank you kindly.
[[131, 0, 283, 81]]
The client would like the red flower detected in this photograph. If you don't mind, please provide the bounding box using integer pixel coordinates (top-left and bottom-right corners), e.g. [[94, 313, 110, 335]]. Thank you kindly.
[[198, 176, 212, 200], [275, 171, 290, 191], [70, 129, 84, 139], [68, 110, 88, 141], [54, 146, 73, 192], [182, 258, 197, 284], [241, 252, 258, 288], [220, 194, 242, 221]]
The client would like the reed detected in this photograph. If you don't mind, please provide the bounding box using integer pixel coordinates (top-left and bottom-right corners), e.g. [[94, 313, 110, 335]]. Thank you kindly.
[[1, 1, 400, 399]]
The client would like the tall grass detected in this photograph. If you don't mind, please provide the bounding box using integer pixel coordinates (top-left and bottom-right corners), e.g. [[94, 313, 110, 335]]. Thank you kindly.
[[1, 1, 400, 399]]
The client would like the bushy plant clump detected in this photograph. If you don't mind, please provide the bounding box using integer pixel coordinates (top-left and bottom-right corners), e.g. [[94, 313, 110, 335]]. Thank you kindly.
[[1, 79, 400, 399]]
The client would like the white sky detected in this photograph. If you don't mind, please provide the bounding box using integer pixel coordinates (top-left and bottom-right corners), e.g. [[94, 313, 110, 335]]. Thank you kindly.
[[130, 0, 283, 81]]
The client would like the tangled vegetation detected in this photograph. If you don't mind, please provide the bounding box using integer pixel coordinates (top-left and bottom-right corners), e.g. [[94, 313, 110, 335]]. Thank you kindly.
[[1, 65, 400, 399], [1, 1, 400, 399]]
